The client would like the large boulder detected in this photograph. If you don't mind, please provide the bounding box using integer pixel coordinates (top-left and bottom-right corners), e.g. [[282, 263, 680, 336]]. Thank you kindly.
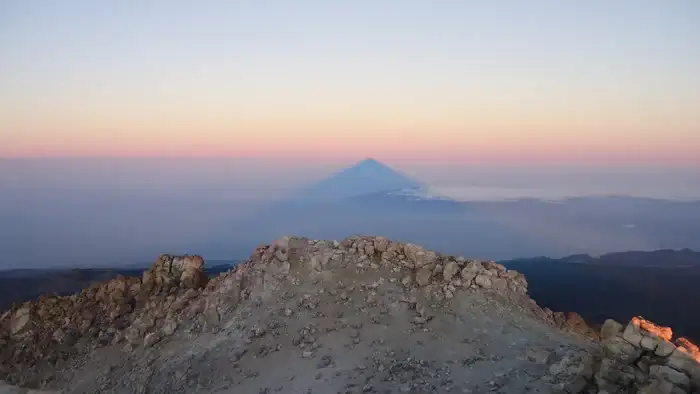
[[562, 312, 599, 340], [600, 319, 624, 340], [442, 261, 460, 282], [9, 306, 31, 336], [142, 254, 207, 293], [588, 316, 700, 394], [623, 316, 673, 346], [403, 243, 438, 268]]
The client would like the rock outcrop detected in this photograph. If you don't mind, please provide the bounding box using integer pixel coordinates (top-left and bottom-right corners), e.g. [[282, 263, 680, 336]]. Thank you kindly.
[[0, 254, 210, 387], [0, 235, 697, 393], [581, 317, 700, 393], [141, 254, 208, 293]]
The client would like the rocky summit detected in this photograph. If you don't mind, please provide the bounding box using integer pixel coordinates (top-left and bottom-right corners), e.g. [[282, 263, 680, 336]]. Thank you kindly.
[[0, 236, 698, 393]]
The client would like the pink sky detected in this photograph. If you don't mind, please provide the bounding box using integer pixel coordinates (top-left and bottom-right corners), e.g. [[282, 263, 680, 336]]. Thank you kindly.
[[1, 1, 698, 165]]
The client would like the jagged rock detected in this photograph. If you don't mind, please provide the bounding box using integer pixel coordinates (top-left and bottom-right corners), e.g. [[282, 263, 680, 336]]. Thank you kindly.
[[161, 319, 177, 336], [650, 365, 690, 388], [667, 348, 700, 383], [442, 261, 459, 282], [563, 312, 599, 340], [373, 237, 389, 253], [600, 319, 624, 340], [463, 260, 482, 273], [9, 307, 31, 336], [403, 244, 437, 268], [656, 339, 678, 357], [274, 236, 290, 250], [598, 358, 637, 386], [143, 332, 162, 348], [624, 317, 673, 345], [474, 275, 491, 289], [623, 320, 645, 346], [483, 261, 506, 273], [0, 253, 212, 386], [588, 316, 700, 394], [142, 254, 207, 293], [274, 249, 288, 262], [124, 326, 141, 346], [491, 277, 508, 292], [641, 336, 660, 351], [415, 267, 432, 286], [603, 336, 643, 363], [676, 338, 700, 361], [638, 379, 677, 394], [460, 267, 477, 283]]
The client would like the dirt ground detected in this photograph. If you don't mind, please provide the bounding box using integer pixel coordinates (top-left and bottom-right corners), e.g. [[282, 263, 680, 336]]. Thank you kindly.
[[53, 252, 593, 394]]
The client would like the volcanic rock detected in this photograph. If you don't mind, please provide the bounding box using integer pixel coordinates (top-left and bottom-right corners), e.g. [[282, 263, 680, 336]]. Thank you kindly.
[[0, 235, 697, 394]]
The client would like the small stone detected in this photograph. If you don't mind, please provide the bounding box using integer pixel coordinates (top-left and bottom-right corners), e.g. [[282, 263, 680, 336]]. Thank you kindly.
[[161, 319, 177, 336], [317, 355, 333, 368], [526, 349, 551, 364], [143, 332, 161, 348], [416, 267, 432, 286], [412, 316, 428, 324], [52, 328, 67, 343], [302, 351, 314, 358], [474, 275, 492, 289], [443, 261, 460, 282]]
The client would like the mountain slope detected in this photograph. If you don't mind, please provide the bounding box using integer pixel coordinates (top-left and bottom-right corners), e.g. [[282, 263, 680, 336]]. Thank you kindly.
[[0, 236, 593, 393], [3, 237, 697, 393]]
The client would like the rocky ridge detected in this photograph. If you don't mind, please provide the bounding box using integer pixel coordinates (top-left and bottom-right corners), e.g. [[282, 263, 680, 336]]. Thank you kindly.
[[0, 235, 698, 393]]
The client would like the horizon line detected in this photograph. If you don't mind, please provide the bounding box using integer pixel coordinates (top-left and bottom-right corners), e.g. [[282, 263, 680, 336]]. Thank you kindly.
[[1, 155, 699, 167]]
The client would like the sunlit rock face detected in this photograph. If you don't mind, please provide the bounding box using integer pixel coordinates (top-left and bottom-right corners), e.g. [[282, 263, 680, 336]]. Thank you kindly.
[[585, 316, 700, 393]]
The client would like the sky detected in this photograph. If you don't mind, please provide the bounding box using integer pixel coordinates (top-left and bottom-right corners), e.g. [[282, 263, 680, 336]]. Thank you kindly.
[[1, 0, 699, 163]]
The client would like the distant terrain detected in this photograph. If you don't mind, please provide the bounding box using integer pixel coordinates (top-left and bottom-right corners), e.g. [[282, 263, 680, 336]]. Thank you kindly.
[[4, 158, 700, 269], [501, 249, 700, 342], [509, 248, 700, 267], [0, 262, 235, 311]]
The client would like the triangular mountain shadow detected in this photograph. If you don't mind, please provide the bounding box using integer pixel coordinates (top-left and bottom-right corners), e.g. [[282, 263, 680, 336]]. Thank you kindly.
[[293, 158, 422, 201], [189, 158, 547, 264]]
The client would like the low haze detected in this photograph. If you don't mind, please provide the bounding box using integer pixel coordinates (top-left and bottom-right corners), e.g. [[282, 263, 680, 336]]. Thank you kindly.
[[2, 158, 699, 269]]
